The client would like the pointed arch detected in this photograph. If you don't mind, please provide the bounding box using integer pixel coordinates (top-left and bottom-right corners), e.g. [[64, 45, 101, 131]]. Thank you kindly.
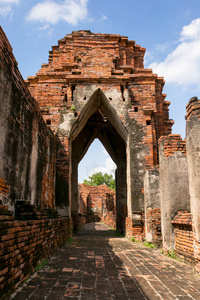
[[69, 89, 128, 233]]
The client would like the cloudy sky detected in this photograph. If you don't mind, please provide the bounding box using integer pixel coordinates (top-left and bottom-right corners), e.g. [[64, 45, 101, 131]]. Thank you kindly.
[[1, 0, 200, 182]]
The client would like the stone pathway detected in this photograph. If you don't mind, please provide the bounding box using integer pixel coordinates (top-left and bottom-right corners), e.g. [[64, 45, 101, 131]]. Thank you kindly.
[[11, 222, 200, 300]]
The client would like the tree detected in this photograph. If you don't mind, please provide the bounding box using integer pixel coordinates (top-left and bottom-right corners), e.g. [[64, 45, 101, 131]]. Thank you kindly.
[[83, 172, 115, 190]]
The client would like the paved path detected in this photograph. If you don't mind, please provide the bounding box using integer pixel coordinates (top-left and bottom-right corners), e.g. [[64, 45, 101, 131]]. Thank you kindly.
[[11, 222, 200, 300]]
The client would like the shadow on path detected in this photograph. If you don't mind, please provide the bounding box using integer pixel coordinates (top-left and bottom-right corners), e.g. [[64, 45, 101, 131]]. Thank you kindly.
[[10, 222, 200, 300], [76, 222, 118, 238]]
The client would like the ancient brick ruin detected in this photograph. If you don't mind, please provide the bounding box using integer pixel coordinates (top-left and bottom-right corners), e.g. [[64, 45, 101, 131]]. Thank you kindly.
[[25, 29, 173, 235], [78, 184, 116, 229], [1, 26, 200, 297]]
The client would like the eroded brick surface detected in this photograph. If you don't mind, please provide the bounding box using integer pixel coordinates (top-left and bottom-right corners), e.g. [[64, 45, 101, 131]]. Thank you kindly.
[[146, 208, 162, 246], [79, 184, 116, 228], [0, 217, 72, 298], [172, 211, 194, 264], [0, 26, 57, 211], [26, 30, 173, 220], [11, 223, 200, 300]]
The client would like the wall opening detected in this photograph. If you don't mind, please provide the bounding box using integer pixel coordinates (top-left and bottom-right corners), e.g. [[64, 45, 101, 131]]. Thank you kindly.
[[78, 139, 116, 224], [69, 89, 128, 233]]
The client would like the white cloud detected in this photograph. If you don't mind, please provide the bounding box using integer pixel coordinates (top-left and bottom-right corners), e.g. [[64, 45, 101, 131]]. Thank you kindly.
[[0, 0, 19, 17], [99, 14, 107, 22], [155, 42, 170, 52], [89, 157, 116, 177], [26, 0, 88, 26], [35, 24, 50, 31], [34, 24, 54, 36], [149, 18, 200, 88], [1, 0, 19, 3]]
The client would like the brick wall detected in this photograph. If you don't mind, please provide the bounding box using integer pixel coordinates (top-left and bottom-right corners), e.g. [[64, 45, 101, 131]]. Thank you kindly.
[[159, 134, 190, 250], [172, 211, 194, 264], [79, 184, 116, 227], [26, 30, 173, 220], [0, 179, 9, 199], [0, 26, 57, 211], [146, 208, 162, 246], [125, 214, 145, 241], [186, 97, 200, 274], [158, 134, 186, 158], [144, 168, 161, 244], [0, 204, 72, 298], [193, 236, 200, 273]]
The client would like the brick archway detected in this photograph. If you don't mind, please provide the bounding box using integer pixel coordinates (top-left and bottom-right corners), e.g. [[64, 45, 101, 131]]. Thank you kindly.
[[69, 89, 128, 232]]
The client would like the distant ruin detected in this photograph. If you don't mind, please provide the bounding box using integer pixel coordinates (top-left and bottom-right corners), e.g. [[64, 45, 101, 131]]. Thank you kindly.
[[1, 27, 200, 297]]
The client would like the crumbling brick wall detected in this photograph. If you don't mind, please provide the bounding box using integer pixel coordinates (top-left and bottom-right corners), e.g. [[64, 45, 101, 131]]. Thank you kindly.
[[26, 30, 173, 232], [186, 97, 200, 274], [0, 27, 74, 299], [171, 211, 194, 264], [79, 184, 116, 228], [158, 134, 190, 251], [0, 203, 72, 299], [0, 26, 57, 212], [144, 167, 161, 245]]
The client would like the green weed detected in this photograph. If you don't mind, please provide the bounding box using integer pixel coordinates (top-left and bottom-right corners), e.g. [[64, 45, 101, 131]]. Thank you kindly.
[[65, 236, 73, 245], [143, 242, 155, 248], [35, 259, 49, 272], [167, 249, 176, 259]]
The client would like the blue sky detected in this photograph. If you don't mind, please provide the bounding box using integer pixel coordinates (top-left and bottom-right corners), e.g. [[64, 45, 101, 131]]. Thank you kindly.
[[1, 0, 200, 182]]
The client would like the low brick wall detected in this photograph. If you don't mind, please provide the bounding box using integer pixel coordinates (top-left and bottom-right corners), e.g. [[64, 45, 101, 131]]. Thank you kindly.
[[146, 208, 162, 246], [125, 214, 145, 241], [102, 211, 116, 230], [0, 215, 72, 298], [78, 215, 87, 229], [172, 211, 194, 264], [194, 240, 200, 273]]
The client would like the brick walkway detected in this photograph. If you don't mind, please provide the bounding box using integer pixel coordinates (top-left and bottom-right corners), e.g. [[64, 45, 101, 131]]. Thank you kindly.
[[11, 222, 200, 300]]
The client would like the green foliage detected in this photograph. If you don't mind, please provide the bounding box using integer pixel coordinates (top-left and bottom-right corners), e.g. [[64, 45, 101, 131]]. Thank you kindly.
[[35, 259, 49, 271], [71, 105, 76, 110], [143, 242, 155, 248], [131, 236, 136, 242], [65, 236, 73, 245], [167, 249, 177, 259], [83, 172, 115, 190]]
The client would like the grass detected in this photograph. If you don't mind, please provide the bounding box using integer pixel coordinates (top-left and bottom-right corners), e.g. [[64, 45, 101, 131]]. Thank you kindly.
[[125, 236, 141, 243], [128, 236, 156, 248], [166, 249, 177, 259], [35, 259, 49, 272], [161, 248, 182, 262], [65, 236, 73, 245], [131, 236, 136, 242], [143, 242, 155, 248]]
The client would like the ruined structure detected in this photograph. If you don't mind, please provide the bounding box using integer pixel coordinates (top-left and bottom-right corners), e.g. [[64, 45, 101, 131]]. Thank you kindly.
[[1, 26, 200, 297], [78, 184, 116, 228], [26, 30, 173, 234]]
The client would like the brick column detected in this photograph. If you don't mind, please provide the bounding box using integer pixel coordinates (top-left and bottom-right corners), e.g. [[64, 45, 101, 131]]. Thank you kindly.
[[159, 135, 190, 250], [144, 167, 161, 245], [186, 96, 200, 273]]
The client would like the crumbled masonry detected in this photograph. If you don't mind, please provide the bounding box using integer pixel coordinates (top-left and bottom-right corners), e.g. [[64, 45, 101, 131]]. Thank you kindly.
[[1, 27, 200, 298]]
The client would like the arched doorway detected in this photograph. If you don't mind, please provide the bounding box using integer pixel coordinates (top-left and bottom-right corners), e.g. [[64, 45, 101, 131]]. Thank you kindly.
[[69, 89, 128, 233]]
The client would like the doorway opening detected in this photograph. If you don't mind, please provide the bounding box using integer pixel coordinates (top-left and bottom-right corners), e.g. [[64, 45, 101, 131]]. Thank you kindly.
[[69, 89, 128, 233], [78, 139, 116, 226]]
